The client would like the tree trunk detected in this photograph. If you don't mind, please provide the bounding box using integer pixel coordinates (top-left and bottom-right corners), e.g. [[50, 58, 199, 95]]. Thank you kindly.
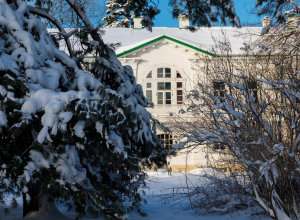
[[23, 192, 40, 218], [22, 195, 73, 220]]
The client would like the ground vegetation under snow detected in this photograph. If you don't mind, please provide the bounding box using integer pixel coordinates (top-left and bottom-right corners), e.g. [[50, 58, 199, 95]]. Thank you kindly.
[[1, 169, 271, 220]]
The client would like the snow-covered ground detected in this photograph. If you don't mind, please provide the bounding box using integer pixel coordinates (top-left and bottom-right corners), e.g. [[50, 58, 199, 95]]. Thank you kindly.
[[1, 169, 270, 220]]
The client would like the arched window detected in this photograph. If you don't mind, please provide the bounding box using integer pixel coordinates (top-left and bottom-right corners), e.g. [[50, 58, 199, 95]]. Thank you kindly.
[[144, 65, 184, 106], [146, 71, 152, 78]]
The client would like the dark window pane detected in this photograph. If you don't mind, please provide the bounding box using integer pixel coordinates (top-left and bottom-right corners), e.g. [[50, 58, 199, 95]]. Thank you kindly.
[[253, 90, 257, 97], [158, 68, 163, 73], [146, 90, 152, 102], [220, 82, 225, 90], [165, 134, 169, 139], [158, 82, 164, 90], [214, 143, 220, 150], [146, 72, 152, 78], [177, 96, 183, 101], [177, 90, 182, 95], [157, 68, 163, 78], [177, 82, 182, 88], [165, 82, 171, 90], [247, 80, 257, 89], [165, 68, 171, 78], [147, 83, 151, 88], [166, 100, 171, 104], [158, 92, 163, 99], [213, 81, 220, 90], [177, 72, 182, 78], [146, 90, 152, 96], [166, 92, 171, 99]]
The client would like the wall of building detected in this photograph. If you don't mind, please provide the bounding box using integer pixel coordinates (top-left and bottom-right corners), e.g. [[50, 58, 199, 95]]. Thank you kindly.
[[118, 40, 224, 172]]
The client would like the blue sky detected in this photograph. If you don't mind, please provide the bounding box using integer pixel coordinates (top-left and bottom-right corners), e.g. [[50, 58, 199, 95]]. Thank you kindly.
[[154, 0, 260, 27]]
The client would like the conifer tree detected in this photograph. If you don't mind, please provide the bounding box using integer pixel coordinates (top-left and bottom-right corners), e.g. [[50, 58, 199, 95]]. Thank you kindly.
[[103, 0, 241, 30], [0, 0, 166, 219]]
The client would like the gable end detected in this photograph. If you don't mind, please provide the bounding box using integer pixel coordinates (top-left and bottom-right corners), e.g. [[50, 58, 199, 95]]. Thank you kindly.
[[117, 35, 216, 58]]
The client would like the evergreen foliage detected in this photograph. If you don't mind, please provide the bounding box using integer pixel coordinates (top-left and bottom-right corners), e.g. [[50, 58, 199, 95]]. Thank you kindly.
[[169, 0, 241, 29], [103, 0, 160, 29], [103, 0, 240, 30], [254, 0, 296, 22], [0, 0, 166, 219]]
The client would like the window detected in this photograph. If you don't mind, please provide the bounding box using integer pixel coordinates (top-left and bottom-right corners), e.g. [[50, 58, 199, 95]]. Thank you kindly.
[[213, 81, 225, 97], [157, 133, 173, 150], [146, 71, 152, 78], [247, 80, 258, 103], [177, 90, 183, 104], [157, 92, 171, 104], [157, 92, 163, 104], [157, 68, 164, 78], [166, 92, 171, 104], [146, 90, 152, 102], [145, 66, 183, 106], [213, 143, 225, 150], [177, 82, 183, 104], [157, 68, 171, 78], [157, 82, 172, 104], [157, 82, 171, 90], [165, 68, 171, 78]]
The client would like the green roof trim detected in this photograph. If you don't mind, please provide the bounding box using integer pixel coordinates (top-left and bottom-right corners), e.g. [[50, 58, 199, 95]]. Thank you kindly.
[[116, 35, 216, 57]]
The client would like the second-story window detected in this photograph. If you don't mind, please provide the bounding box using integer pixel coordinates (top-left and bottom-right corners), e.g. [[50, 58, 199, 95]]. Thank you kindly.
[[177, 82, 183, 104], [146, 71, 152, 78], [157, 68, 171, 78], [144, 66, 184, 106], [157, 82, 172, 104], [146, 90, 152, 102], [158, 82, 171, 90]]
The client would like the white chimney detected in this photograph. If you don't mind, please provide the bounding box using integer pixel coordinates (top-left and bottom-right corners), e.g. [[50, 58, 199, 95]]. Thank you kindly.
[[178, 14, 189, 29], [261, 16, 272, 35], [132, 16, 143, 29], [287, 14, 298, 29]]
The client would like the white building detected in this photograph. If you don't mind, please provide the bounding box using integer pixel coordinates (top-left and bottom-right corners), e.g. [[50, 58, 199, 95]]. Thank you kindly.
[[50, 19, 262, 171]]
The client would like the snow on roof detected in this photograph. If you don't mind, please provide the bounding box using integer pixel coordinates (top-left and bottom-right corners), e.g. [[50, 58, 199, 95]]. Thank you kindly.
[[100, 27, 262, 55], [48, 27, 262, 56]]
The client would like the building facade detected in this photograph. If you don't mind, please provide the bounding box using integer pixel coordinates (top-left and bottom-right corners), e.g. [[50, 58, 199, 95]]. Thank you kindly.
[[50, 19, 262, 171]]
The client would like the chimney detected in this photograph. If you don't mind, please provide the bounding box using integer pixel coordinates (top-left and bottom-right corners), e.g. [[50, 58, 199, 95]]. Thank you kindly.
[[287, 14, 299, 29], [261, 16, 272, 35], [132, 16, 143, 29], [178, 14, 189, 29]]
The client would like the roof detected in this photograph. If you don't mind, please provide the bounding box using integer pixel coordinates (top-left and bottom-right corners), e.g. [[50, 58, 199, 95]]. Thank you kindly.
[[100, 27, 262, 56], [47, 27, 262, 56]]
